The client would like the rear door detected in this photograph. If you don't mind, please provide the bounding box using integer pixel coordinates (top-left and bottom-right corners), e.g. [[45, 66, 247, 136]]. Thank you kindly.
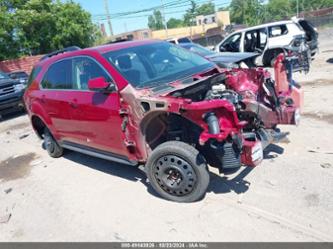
[[40, 59, 74, 140]]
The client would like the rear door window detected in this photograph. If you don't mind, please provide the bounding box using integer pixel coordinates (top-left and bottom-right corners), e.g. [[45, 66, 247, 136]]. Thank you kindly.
[[41, 59, 72, 89], [244, 28, 267, 52]]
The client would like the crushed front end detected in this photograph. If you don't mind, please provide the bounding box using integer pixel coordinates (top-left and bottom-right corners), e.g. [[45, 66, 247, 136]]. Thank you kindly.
[[120, 54, 302, 172]]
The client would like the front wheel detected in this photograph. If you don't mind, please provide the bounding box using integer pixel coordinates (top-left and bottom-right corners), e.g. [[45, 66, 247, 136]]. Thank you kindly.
[[146, 141, 209, 202]]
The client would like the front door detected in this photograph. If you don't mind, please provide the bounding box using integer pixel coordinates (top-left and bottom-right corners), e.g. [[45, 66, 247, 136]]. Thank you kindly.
[[68, 56, 127, 156]]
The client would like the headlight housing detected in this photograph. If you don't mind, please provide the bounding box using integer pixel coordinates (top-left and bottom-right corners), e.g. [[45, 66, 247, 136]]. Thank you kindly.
[[14, 83, 26, 92]]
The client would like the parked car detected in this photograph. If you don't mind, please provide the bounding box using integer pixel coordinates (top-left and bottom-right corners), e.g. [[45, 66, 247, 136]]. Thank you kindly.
[[166, 37, 192, 44], [7, 70, 29, 85], [214, 18, 317, 69], [0, 71, 26, 116], [24, 41, 301, 202], [179, 42, 258, 68]]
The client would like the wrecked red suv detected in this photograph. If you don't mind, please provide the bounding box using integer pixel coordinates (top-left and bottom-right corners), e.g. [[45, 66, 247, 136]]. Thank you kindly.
[[24, 40, 303, 202]]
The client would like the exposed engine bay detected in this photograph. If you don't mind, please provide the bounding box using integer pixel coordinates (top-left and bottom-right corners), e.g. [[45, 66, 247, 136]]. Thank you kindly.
[[156, 54, 303, 171]]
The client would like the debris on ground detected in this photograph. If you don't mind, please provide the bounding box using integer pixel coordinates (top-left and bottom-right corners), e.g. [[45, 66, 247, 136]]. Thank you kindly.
[[30, 159, 43, 166], [19, 134, 29, 140], [0, 213, 11, 224], [320, 163, 332, 169], [4, 188, 12, 194], [307, 148, 333, 154]]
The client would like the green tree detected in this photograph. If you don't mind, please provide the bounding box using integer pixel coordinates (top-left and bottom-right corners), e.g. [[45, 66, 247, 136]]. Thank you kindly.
[[218, 6, 229, 11], [196, 2, 215, 16], [167, 18, 184, 28], [0, 0, 100, 60], [229, 0, 265, 25], [148, 10, 164, 30], [183, 0, 197, 26], [290, 0, 333, 13], [266, 0, 292, 21]]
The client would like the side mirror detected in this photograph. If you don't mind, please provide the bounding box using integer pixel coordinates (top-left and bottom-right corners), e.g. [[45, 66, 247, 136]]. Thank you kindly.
[[219, 45, 226, 52], [88, 77, 116, 92]]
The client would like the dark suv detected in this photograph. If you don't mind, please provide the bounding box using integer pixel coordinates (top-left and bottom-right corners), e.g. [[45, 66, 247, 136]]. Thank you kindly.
[[0, 71, 26, 116], [24, 41, 302, 202]]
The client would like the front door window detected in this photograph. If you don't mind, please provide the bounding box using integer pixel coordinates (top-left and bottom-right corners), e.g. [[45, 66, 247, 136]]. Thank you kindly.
[[221, 33, 241, 52]]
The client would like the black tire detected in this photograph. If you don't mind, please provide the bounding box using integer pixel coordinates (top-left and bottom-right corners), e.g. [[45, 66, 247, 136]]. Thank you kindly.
[[146, 141, 209, 202], [263, 49, 283, 67], [44, 128, 63, 158], [270, 57, 277, 67]]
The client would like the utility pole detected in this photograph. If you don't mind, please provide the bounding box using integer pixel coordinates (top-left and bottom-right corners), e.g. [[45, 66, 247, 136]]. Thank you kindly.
[[104, 0, 114, 37], [160, 0, 168, 39], [296, 0, 299, 17]]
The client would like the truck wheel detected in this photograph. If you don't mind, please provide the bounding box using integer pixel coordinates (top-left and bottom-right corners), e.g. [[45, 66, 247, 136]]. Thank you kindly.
[[146, 141, 209, 202], [44, 128, 63, 158]]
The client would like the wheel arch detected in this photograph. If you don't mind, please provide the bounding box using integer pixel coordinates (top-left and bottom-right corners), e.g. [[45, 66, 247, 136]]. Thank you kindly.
[[139, 111, 202, 152], [31, 115, 47, 139], [263, 48, 285, 66]]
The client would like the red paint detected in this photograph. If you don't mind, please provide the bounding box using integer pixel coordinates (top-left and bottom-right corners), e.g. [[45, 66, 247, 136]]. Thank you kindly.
[[88, 77, 110, 90], [24, 40, 302, 169]]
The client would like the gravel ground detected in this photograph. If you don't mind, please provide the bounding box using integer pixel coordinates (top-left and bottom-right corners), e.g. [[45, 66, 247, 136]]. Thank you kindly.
[[0, 29, 332, 242]]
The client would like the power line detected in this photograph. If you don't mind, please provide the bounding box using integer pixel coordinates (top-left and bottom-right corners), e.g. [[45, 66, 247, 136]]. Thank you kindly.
[[92, 1, 230, 21], [92, 0, 230, 20]]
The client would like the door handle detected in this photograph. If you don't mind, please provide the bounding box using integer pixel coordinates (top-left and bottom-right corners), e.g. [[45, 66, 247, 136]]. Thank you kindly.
[[69, 99, 78, 108]]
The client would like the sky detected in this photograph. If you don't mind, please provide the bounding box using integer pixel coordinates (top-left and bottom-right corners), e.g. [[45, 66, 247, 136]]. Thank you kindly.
[[74, 0, 231, 35]]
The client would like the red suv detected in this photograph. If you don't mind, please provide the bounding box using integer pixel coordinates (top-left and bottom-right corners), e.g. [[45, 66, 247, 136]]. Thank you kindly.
[[24, 40, 302, 202]]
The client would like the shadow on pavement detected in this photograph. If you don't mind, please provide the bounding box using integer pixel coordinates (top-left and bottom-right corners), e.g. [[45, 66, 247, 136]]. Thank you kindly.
[[0, 110, 26, 122], [62, 150, 160, 199], [208, 167, 253, 195], [59, 142, 285, 200]]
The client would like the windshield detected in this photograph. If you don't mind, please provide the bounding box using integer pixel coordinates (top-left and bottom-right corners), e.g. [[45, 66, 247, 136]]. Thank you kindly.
[[103, 42, 214, 88], [181, 43, 215, 57], [0, 72, 9, 80]]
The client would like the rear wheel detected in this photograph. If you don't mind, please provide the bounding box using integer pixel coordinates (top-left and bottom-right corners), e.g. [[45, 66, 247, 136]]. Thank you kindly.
[[146, 141, 209, 202], [44, 128, 63, 158]]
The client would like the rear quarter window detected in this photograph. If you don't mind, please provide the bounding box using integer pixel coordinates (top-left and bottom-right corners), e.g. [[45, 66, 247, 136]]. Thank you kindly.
[[268, 25, 288, 37]]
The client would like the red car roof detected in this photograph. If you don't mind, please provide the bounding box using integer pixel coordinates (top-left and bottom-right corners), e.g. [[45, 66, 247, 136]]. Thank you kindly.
[[94, 39, 161, 53], [35, 39, 162, 67]]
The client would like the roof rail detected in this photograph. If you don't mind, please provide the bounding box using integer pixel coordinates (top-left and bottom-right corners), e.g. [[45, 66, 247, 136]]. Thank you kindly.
[[106, 38, 130, 44], [40, 46, 81, 61]]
